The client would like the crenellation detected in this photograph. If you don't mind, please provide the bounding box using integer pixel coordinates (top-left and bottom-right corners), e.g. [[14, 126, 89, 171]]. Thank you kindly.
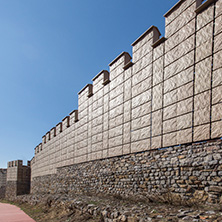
[[42, 135, 46, 144], [46, 131, 50, 142], [26, 0, 222, 196], [62, 116, 70, 129]]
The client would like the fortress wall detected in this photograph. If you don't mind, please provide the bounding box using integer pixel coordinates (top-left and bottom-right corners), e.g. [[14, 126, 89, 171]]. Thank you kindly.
[[6, 160, 30, 198], [32, 140, 222, 204], [31, 0, 222, 182]]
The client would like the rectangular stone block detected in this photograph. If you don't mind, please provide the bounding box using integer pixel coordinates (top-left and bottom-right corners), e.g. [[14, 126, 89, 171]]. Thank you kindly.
[[212, 103, 222, 122], [165, 2, 196, 38], [123, 144, 130, 155], [177, 97, 193, 116], [215, 15, 222, 36], [211, 121, 222, 139], [177, 113, 192, 130], [108, 146, 123, 157], [151, 136, 162, 149], [163, 132, 177, 147], [153, 57, 164, 86], [109, 104, 123, 119], [197, 4, 214, 30], [131, 138, 150, 153], [110, 72, 124, 88], [214, 32, 222, 53], [193, 124, 210, 141], [163, 118, 177, 134], [102, 149, 108, 159], [163, 103, 177, 120], [132, 64, 152, 85], [165, 35, 195, 67], [165, 19, 195, 53], [103, 131, 109, 149], [177, 128, 192, 145], [213, 50, 222, 71], [123, 123, 131, 144], [164, 89, 177, 107], [164, 75, 177, 94], [109, 94, 123, 110], [124, 101, 131, 122], [212, 68, 222, 88], [194, 107, 210, 126], [91, 150, 102, 160], [195, 39, 212, 63], [212, 85, 222, 105], [165, 0, 195, 26], [92, 116, 103, 127], [131, 126, 150, 142], [153, 44, 164, 61], [131, 114, 150, 131], [132, 102, 151, 119], [110, 84, 123, 100], [109, 125, 123, 138], [196, 22, 213, 48], [179, 82, 194, 102], [133, 40, 153, 63], [132, 90, 151, 108], [124, 79, 132, 101], [165, 51, 194, 80], [109, 135, 123, 148], [132, 76, 151, 98], [124, 68, 132, 81], [132, 32, 153, 53], [216, 0, 222, 18], [152, 83, 163, 111], [110, 66, 124, 81], [152, 110, 162, 137], [194, 90, 210, 110], [195, 57, 211, 94], [109, 114, 123, 128], [177, 67, 193, 87]]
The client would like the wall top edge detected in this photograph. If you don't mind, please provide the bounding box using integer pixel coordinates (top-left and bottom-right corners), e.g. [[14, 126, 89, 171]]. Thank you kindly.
[[56, 122, 62, 127], [42, 135, 46, 138], [69, 109, 77, 116], [195, 0, 217, 14], [164, 0, 186, 17], [131, 25, 161, 46], [50, 127, 56, 131], [62, 116, 69, 121], [78, 84, 92, 95], [152, 37, 166, 48], [92, 70, 109, 81], [109, 51, 131, 67]]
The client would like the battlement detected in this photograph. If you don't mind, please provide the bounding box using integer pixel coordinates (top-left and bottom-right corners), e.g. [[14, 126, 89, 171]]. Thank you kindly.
[[7, 160, 30, 168], [31, 0, 222, 179], [6, 160, 31, 198]]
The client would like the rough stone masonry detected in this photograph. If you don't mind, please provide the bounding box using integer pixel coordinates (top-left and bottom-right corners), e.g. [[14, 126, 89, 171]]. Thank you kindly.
[[3, 0, 222, 203]]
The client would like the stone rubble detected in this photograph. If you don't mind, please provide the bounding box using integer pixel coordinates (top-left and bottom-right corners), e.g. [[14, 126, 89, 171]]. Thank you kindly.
[[10, 193, 222, 222]]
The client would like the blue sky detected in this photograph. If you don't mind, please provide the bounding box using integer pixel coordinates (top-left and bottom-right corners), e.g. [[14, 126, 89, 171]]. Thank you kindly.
[[0, 0, 179, 168]]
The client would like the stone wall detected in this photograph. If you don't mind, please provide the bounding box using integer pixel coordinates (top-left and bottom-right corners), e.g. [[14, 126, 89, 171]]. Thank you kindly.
[[31, 0, 222, 179], [6, 160, 31, 198], [0, 169, 7, 199], [31, 140, 222, 203]]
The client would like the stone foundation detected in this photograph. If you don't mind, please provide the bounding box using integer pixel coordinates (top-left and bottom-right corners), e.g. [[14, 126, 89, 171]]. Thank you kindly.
[[31, 140, 222, 203], [0, 169, 7, 199], [5, 181, 17, 198]]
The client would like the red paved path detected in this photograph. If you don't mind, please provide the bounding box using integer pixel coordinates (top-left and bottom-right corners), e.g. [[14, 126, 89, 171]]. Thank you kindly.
[[0, 203, 35, 222]]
